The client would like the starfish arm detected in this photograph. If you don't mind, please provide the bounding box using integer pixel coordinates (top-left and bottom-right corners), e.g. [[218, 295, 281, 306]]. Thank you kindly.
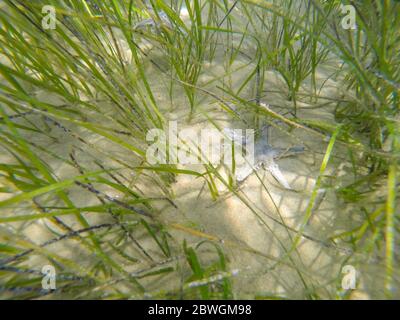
[[266, 161, 292, 189]]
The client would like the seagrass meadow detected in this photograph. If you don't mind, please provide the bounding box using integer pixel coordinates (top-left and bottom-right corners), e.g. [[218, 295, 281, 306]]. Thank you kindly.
[[0, 0, 399, 300]]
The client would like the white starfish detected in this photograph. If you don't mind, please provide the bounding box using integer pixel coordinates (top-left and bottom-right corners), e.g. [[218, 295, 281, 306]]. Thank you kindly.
[[224, 128, 304, 189], [134, 11, 172, 31]]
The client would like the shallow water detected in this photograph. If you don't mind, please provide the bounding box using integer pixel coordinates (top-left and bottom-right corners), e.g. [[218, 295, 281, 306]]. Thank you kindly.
[[0, 1, 398, 299], [0, 58, 366, 299]]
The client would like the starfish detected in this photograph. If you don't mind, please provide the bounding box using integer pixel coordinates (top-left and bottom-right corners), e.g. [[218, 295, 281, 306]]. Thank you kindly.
[[224, 128, 304, 189]]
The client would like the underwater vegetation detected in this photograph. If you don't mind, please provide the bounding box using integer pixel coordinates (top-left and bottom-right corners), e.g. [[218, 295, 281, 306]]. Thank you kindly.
[[0, 0, 399, 299]]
